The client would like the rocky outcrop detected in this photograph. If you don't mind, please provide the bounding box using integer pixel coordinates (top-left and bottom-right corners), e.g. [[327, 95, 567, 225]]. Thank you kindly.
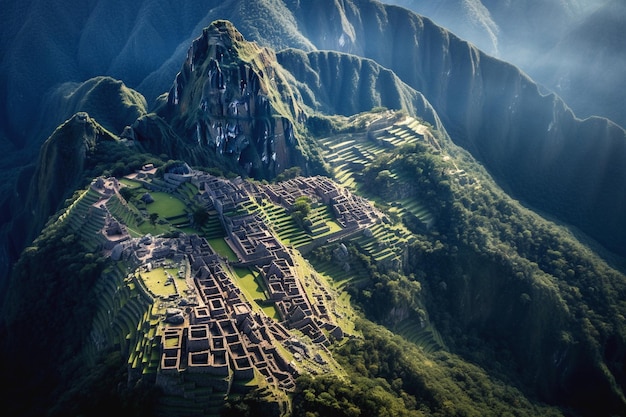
[[160, 20, 310, 179]]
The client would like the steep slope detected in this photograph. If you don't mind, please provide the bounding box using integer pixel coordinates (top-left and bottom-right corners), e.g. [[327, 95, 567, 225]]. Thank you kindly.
[[285, 0, 626, 255], [2, 0, 625, 257], [0, 78, 149, 294], [38, 76, 147, 139], [382, 0, 502, 55], [382, 0, 607, 61], [1, 143, 577, 417], [10, 114, 117, 255], [531, 0, 626, 124], [381, 0, 623, 126], [154, 20, 317, 180], [316, 110, 626, 415], [0, 0, 315, 151], [1, 17, 625, 416], [3, 107, 625, 416], [276, 48, 443, 131]]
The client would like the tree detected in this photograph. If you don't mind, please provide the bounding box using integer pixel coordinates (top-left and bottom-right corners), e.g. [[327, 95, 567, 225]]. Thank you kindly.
[[193, 208, 210, 227], [291, 196, 312, 229], [375, 169, 393, 190], [119, 186, 133, 202], [149, 212, 159, 227]]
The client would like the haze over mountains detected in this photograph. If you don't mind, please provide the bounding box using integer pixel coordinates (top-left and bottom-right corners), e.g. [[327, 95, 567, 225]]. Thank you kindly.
[[382, 0, 626, 126], [2, 0, 624, 281], [0, 1, 625, 416]]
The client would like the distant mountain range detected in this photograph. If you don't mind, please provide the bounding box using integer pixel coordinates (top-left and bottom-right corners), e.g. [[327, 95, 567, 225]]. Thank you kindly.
[[0, 1, 625, 416], [2, 0, 623, 285], [382, 0, 626, 125]]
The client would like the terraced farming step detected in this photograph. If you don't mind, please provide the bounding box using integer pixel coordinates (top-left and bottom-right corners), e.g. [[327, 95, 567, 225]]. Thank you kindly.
[[393, 318, 446, 354]]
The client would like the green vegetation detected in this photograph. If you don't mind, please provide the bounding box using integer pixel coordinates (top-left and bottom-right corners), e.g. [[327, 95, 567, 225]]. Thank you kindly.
[[258, 201, 313, 248], [85, 138, 163, 180], [106, 194, 145, 237], [291, 321, 563, 417], [119, 178, 143, 189], [301, 112, 626, 416], [290, 196, 312, 229], [3, 19, 626, 417], [143, 192, 187, 218], [234, 267, 279, 320], [208, 237, 239, 262], [1, 197, 110, 415], [315, 320, 563, 417], [7, 108, 626, 417], [140, 267, 179, 297]]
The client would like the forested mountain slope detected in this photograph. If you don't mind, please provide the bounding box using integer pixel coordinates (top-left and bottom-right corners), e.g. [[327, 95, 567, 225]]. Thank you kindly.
[[0, 3, 624, 417], [1, 1, 624, 291]]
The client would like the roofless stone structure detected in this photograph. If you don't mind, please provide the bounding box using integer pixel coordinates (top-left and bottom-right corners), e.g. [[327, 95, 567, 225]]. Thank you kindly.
[[96, 167, 382, 404]]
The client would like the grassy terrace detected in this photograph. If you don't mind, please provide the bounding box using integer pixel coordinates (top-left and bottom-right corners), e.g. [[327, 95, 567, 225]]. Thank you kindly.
[[233, 267, 279, 319], [354, 222, 415, 263], [56, 187, 110, 251], [290, 250, 361, 336], [316, 115, 433, 259], [319, 116, 434, 224], [257, 201, 313, 248], [396, 197, 435, 227], [144, 192, 187, 218], [250, 197, 345, 251], [393, 318, 447, 354], [200, 210, 225, 239], [139, 267, 180, 297], [308, 205, 342, 237], [208, 237, 239, 261], [110, 176, 212, 236], [119, 178, 143, 189], [308, 257, 369, 292], [175, 182, 199, 201]]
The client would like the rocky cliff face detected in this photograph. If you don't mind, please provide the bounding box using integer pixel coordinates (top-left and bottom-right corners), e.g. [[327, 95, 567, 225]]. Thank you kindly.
[[160, 20, 309, 179]]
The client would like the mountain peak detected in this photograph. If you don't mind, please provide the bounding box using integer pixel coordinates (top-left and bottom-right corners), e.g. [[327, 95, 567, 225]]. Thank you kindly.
[[163, 20, 308, 179], [21, 112, 116, 245]]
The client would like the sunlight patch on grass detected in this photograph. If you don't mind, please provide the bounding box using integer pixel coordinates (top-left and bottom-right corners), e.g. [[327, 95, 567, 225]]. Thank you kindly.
[[140, 267, 179, 297], [208, 238, 239, 262], [119, 178, 143, 189], [144, 192, 187, 218], [233, 267, 279, 320]]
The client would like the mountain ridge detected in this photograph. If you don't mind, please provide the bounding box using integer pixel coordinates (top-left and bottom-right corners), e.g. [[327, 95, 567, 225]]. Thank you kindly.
[[290, 0, 626, 255], [0, 4, 625, 416], [3, 98, 625, 416], [0, 0, 623, 310]]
